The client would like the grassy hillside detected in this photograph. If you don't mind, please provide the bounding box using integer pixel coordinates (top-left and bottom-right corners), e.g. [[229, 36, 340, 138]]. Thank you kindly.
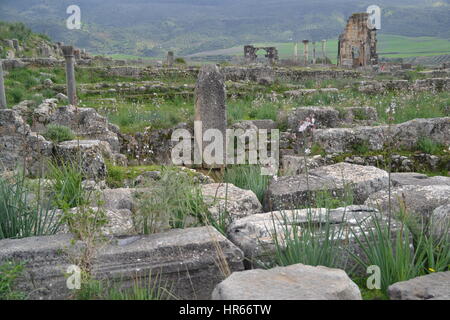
[[0, 0, 449, 57], [0, 21, 52, 58]]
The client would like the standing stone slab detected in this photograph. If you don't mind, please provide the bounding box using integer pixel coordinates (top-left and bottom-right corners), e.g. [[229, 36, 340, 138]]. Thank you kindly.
[[212, 264, 362, 300], [0, 227, 244, 300], [194, 65, 227, 168], [0, 60, 7, 108], [388, 272, 450, 300]]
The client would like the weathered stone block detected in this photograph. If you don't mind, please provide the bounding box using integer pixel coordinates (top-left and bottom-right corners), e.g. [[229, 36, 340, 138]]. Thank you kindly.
[[212, 264, 362, 300], [201, 183, 263, 221], [0, 227, 245, 300], [264, 163, 388, 211], [388, 272, 450, 300]]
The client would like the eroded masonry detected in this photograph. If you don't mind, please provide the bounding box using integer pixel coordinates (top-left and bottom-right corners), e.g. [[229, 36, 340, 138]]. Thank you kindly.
[[338, 12, 378, 67]]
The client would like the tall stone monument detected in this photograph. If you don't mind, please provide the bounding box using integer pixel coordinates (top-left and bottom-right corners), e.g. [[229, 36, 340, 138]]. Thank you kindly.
[[194, 65, 227, 168]]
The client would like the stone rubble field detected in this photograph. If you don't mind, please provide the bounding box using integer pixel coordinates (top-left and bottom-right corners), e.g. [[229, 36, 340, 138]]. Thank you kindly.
[[0, 55, 449, 300]]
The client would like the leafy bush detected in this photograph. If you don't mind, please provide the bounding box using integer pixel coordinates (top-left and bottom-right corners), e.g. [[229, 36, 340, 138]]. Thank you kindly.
[[43, 125, 75, 143], [0, 171, 61, 240]]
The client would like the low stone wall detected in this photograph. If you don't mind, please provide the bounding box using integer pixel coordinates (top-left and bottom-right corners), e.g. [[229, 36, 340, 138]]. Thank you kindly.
[[359, 78, 450, 93]]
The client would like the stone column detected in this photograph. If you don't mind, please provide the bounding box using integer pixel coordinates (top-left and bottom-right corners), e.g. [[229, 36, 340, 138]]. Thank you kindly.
[[322, 40, 327, 62], [312, 42, 316, 64], [294, 42, 298, 61], [302, 40, 309, 65], [167, 51, 174, 67], [61, 46, 77, 106], [194, 65, 227, 168], [0, 61, 7, 109]]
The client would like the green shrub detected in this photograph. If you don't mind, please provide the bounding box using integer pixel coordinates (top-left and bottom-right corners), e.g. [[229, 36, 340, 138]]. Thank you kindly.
[[0, 171, 61, 240], [43, 125, 75, 143], [9, 87, 24, 104], [0, 261, 26, 300], [352, 140, 370, 154], [416, 137, 444, 155], [175, 57, 186, 64], [223, 165, 270, 203]]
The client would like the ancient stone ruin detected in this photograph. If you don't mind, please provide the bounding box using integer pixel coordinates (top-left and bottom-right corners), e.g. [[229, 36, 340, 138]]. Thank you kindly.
[[338, 13, 378, 68], [244, 45, 279, 65]]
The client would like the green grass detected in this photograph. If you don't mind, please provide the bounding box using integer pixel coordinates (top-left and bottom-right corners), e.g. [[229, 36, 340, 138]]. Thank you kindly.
[[0, 170, 61, 240], [134, 169, 208, 234], [0, 261, 26, 300], [193, 34, 450, 63], [223, 165, 271, 203], [349, 211, 450, 294], [47, 161, 86, 209], [272, 208, 349, 270], [416, 137, 445, 154]]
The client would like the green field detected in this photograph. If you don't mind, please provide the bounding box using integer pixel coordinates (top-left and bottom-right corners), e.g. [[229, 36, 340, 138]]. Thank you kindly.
[[190, 34, 450, 63]]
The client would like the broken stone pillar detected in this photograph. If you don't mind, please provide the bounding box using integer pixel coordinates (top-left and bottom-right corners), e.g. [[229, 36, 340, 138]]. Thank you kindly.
[[74, 49, 81, 60], [294, 42, 298, 61], [302, 40, 309, 65], [244, 45, 257, 64], [0, 227, 245, 300], [194, 65, 227, 168], [167, 51, 174, 67], [266, 47, 278, 65], [322, 40, 327, 62], [12, 39, 19, 51], [61, 46, 77, 106], [0, 61, 6, 109], [312, 42, 317, 64]]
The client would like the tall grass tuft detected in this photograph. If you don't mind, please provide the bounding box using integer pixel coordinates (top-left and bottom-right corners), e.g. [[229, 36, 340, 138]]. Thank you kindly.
[[348, 212, 450, 293], [0, 170, 61, 240], [272, 208, 348, 269], [223, 165, 270, 203], [134, 170, 208, 234], [47, 161, 86, 209]]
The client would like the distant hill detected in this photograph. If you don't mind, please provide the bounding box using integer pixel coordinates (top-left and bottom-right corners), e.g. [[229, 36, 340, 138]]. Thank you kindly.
[[0, 0, 449, 57], [0, 21, 54, 59]]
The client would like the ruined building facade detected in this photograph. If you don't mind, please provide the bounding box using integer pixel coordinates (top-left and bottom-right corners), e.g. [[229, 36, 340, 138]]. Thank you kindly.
[[338, 13, 378, 68]]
